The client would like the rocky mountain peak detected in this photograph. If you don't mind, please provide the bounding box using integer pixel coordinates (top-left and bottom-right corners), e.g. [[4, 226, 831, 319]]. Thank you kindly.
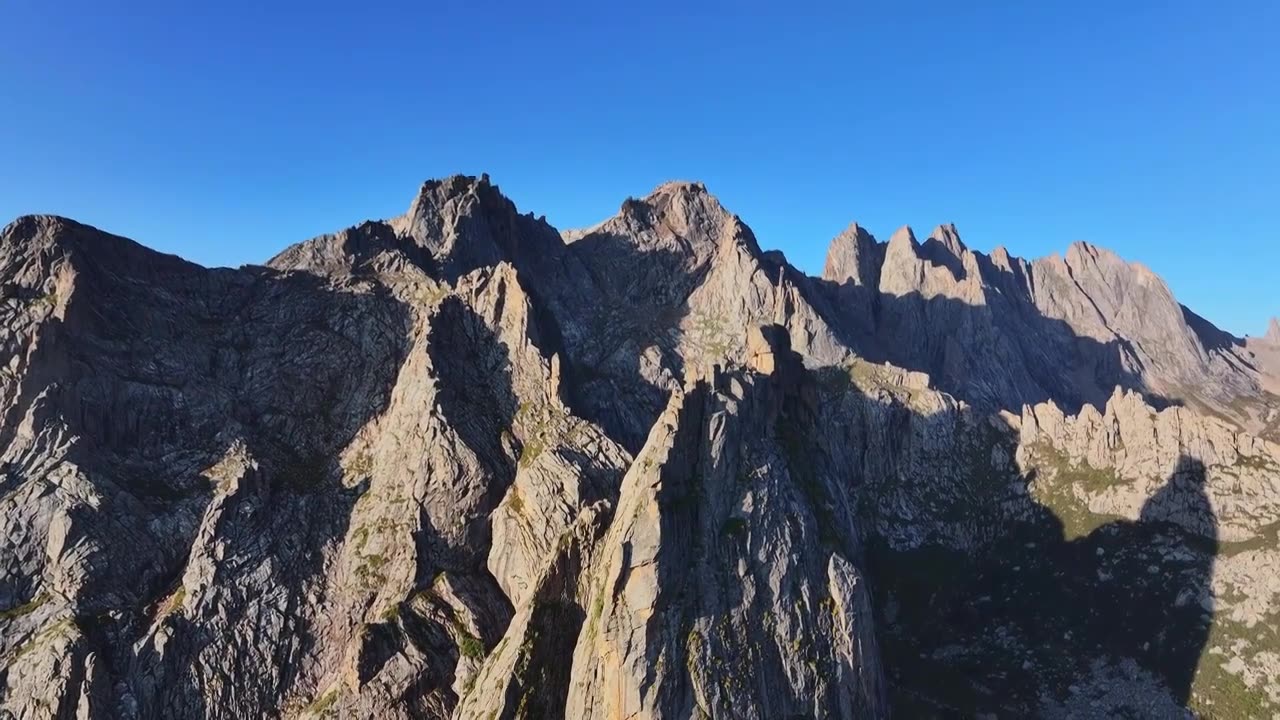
[[4, 214, 98, 254], [271, 173, 559, 284], [638, 180, 728, 236], [822, 222, 883, 287], [406, 173, 495, 210], [2, 213, 198, 284], [927, 222, 966, 256], [876, 226, 920, 291], [568, 180, 754, 270], [3, 214, 63, 245], [989, 245, 1015, 270], [919, 223, 970, 281], [397, 172, 513, 235], [887, 224, 918, 249], [876, 221, 983, 299], [1268, 317, 1280, 342], [1063, 240, 1127, 275], [646, 179, 710, 199]]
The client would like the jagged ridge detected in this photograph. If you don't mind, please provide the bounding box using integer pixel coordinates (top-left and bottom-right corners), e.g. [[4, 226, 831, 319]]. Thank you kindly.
[[1, 176, 1278, 719]]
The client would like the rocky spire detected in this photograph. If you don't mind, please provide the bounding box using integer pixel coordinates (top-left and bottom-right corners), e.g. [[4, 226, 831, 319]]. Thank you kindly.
[[773, 265, 788, 325], [1268, 317, 1280, 343], [822, 222, 884, 288], [877, 225, 924, 295], [887, 224, 917, 249], [927, 223, 967, 257], [920, 223, 969, 280]]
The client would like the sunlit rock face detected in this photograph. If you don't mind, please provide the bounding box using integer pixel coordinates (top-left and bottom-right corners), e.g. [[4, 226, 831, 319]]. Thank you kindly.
[[0, 176, 1277, 719]]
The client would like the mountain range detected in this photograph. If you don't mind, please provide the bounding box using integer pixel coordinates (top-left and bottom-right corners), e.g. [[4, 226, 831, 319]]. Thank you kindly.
[[1, 175, 1277, 718]]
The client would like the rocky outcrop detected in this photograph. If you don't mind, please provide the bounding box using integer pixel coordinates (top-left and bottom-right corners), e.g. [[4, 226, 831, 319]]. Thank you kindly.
[[566, 366, 884, 719], [1018, 388, 1280, 543], [558, 182, 848, 450], [822, 223, 883, 289], [818, 222, 1279, 442]]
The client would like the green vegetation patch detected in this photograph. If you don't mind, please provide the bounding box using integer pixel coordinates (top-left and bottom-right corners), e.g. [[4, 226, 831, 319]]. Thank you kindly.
[[685, 311, 732, 362], [451, 616, 486, 660], [1190, 615, 1279, 718], [507, 487, 526, 515], [12, 617, 76, 662], [585, 580, 606, 640], [1026, 445, 1127, 540], [0, 591, 49, 621], [304, 689, 340, 716], [1233, 452, 1280, 472], [1219, 520, 1280, 557], [345, 450, 374, 478], [160, 586, 186, 618], [515, 399, 571, 468]]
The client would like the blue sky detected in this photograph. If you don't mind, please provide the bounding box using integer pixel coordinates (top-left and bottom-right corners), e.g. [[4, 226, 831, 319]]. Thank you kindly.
[[2, 1, 1276, 335]]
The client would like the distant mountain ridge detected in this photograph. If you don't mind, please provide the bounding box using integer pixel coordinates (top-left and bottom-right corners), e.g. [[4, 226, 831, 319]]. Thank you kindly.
[[814, 214, 1278, 438], [377, 175, 1275, 444]]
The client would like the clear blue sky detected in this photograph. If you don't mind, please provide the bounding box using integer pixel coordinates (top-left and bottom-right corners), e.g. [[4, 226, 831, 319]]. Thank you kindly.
[[2, 1, 1277, 336]]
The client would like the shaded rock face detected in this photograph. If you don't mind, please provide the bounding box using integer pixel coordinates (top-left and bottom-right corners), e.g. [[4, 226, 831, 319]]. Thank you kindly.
[[874, 454, 1219, 718], [819, 225, 1280, 442], [0, 176, 1277, 719], [809, 358, 1276, 716]]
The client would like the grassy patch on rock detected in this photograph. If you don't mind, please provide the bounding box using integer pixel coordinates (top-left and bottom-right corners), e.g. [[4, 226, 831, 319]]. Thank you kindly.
[[0, 591, 49, 621], [1025, 445, 1127, 540]]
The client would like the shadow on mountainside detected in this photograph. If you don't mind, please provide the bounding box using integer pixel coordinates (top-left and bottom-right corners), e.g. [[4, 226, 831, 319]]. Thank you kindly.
[[550, 220, 1219, 713], [812, 265, 1178, 416], [868, 455, 1217, 717], [131, 269, 413, 718], [422, 295, 520, 573], [1182, 304, 1251, 360], [539, 199, 1189, 452], [555, 230, 703, 454]]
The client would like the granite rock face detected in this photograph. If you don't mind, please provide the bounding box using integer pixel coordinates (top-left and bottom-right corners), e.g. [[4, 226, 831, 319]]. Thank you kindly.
[[1, 176, 1277, 718]]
